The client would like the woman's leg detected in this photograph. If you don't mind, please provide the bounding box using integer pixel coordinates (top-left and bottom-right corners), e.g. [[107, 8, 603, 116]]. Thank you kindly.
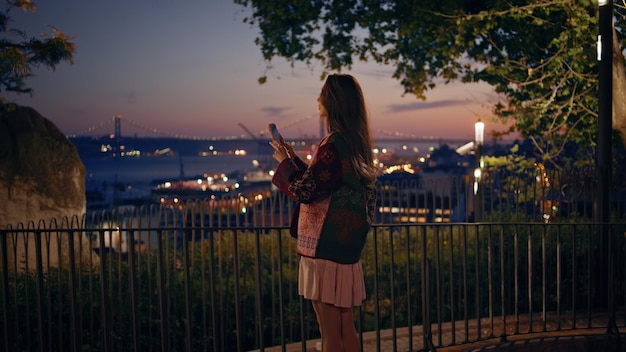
[[311, 301, 361, 352], [340, 307, 360, 352], [311, 300, 323, 338], [311, 301, 342, 351]]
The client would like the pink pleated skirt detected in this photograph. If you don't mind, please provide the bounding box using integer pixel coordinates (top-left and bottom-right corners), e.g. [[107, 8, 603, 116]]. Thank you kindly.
[[298, 256, 366, 308]]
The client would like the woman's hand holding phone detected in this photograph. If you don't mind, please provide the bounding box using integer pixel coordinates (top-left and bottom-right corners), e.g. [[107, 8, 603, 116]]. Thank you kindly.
[[282, 142, 295, 159], [268, 123, 284, 142], [268, 123, 291, 162]]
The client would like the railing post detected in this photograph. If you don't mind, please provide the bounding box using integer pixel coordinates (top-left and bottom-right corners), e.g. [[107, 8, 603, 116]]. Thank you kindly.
[[34, 230, 45, 352], [405, 226, 414, 348], [232, 228, 243, 352], [67, 230, 80, 352], [208, 229, 218, 351], [389, 226, 397, 351], [156, 230, 170, 352], [299, 295, 307, 352], [373, 226, 381, 351], [420, 226, 436, 352], [128, 229, 139, 352], [275, 229, 286, 352], [253, 229, 264, 349], [0, 230, 9, 352], [98, 229, 111, 352]]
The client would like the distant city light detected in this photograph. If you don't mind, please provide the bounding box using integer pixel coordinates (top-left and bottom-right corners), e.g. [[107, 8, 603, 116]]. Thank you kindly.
[[384, 164, 415, 174]]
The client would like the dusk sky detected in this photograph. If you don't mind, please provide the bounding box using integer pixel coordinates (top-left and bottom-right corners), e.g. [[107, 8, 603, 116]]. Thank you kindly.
[[6, 1, 500, 142]]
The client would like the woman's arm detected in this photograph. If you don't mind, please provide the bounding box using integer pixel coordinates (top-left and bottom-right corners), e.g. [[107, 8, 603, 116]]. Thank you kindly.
[[272, 142, 343, 204]]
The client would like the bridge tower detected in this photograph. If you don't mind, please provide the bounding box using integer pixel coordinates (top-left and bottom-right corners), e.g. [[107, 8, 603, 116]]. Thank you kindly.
[[114, 114, 122, 157]]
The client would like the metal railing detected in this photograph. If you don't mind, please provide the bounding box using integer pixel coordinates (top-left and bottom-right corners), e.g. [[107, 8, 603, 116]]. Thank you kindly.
[[2, 219, 626, 352], [1, 168, 626, 351]]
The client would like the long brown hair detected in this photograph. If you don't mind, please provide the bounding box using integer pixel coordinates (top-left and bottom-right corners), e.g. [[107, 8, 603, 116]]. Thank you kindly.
[[319, 74, 379, 182]]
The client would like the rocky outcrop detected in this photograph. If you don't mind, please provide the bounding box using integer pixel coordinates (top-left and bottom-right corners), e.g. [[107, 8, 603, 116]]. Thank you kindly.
[[0, 104, 93, 269]]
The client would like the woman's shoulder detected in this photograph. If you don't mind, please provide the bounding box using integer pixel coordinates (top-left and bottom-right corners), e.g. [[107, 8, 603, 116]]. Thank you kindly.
[[322, 132, 352, 161], [325, 131, 349, 146]]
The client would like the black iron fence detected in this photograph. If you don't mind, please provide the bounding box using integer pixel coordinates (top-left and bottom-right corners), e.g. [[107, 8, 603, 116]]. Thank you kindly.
[[1, 167, 625, 351]]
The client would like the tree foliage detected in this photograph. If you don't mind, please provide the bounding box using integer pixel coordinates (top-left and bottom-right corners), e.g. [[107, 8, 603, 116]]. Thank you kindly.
[[0, 0, 75, 98], [234, 0, 626, 165]]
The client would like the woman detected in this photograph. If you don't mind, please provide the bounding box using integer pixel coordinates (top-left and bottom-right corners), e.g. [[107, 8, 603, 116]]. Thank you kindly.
[[270, 74, 378, 352]]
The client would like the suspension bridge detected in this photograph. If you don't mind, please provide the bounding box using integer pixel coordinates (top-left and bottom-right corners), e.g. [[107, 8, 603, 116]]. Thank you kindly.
[[66, 114, 468, 147]]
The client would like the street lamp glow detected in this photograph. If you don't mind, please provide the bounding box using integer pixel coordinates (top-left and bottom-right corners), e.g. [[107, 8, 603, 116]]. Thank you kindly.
[[474, 167, 482, 180], [473, 166, 482, 196], [474, 120, 485, 146], [473, 120, 485, 199]]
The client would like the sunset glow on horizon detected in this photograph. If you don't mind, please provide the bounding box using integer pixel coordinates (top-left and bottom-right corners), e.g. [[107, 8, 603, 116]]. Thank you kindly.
[[6, 1, 504, 143]]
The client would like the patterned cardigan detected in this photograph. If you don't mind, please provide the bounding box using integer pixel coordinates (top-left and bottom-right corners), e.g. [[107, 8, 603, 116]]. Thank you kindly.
[[271, 132, 376, 264]]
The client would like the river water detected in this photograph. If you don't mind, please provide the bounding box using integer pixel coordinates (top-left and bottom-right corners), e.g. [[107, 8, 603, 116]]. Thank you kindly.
[[80, 137, 444, 201], [83, 154, 265, 199]]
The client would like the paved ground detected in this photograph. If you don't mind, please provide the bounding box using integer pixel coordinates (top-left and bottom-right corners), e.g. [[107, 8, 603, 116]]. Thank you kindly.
[[253, 313, 626, 352]]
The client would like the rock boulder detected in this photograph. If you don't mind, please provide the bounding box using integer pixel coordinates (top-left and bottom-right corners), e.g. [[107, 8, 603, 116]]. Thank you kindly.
[[0, 104, 92, 269]]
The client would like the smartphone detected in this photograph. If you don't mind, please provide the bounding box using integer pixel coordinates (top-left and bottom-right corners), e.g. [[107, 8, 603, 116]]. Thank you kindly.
[[268, 123, 284, 142]]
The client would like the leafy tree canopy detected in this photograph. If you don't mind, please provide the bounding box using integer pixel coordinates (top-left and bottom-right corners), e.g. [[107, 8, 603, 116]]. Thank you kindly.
[[234, 0, 626, 166], [0, 0, 75, 99]]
